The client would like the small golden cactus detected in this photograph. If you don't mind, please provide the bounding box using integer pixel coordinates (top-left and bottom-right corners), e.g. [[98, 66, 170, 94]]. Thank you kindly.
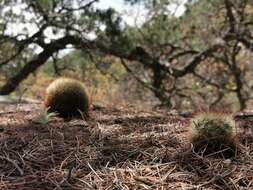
[[44, 78, 89, 119], [189, 112, 237, 157]]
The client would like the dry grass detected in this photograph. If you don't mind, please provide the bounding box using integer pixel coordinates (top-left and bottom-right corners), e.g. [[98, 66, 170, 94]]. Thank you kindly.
[[0, 102, 252, 190]]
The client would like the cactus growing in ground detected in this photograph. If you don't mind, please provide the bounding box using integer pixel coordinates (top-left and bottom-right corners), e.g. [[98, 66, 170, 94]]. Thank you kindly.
[[44, 78, 89, 119], [189, 112, 237, 157]]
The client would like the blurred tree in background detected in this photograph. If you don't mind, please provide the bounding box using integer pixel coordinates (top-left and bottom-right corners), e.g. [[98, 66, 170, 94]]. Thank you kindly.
[[0, 0, 253, 110]]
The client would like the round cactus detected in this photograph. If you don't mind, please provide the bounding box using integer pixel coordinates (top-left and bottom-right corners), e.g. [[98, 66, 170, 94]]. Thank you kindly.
[[189, 112, 237, 157], [44, 78, 89, 119]]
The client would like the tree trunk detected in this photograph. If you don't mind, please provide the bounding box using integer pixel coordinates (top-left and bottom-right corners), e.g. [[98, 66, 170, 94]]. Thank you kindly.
[[0, 36, 77, 95]]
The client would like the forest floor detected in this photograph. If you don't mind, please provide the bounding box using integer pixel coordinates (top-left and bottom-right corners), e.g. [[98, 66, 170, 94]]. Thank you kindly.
[[0, 101, 252, 190]]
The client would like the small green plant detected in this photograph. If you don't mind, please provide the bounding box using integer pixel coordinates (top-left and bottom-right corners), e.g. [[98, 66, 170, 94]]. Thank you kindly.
[[44, 78, 89, 119], [189, 112, 237, 157], [32, 107, 58, 124]]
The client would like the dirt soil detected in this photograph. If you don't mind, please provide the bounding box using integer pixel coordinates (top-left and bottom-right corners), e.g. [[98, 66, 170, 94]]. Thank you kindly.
[[0, 102, 252, 190]]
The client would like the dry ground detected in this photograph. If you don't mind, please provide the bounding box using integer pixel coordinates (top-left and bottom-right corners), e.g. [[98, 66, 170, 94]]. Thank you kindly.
[[0, 102, 252, 190]]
